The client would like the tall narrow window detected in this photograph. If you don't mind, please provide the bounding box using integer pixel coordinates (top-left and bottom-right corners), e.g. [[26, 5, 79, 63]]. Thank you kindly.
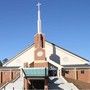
[[11, 71, 13, 80], [1, 72, 3, 83], [81, 70, 84, 74]]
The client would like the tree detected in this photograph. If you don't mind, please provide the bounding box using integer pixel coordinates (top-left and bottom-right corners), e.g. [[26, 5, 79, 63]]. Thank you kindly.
[[0, 60, 2, 67], [2, 58, 8, 64]]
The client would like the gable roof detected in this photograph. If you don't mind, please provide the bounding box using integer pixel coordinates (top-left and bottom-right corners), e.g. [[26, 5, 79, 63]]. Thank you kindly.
[[3, 43, 34, 66], [3, 41, 89, 66], [47, 41, 89, 62]]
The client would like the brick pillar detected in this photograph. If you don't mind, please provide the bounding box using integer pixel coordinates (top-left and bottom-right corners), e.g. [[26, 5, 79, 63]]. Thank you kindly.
[[24, 79, 31, 90], [74, 68, 77, 80], [24, 78, 28, 90], [34, 34, 45, 48], [9, 70, 12, 81], [44, 78, 48, 90]]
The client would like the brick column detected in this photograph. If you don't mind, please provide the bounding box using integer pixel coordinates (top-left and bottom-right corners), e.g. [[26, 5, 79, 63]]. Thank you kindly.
[[24, 78, 31, 90], [10, 70, 13, 81], [24, 79, 28, 90], [74, 68, 77, 80], [44, 78, 48, 90]]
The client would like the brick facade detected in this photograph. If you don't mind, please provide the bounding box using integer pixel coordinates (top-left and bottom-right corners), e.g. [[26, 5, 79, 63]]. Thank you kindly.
[[24, 79, 31, 90], [34, 33, 48, 68], [62, 68, 90, 83], [34, 34, 45, 48], [78, 69, 90, 83], [62, 68, 75, 80], [34, 48, 45, 60], [34, 61, 48, 68], [0, 68, 20, 85], [23, 32, 49, 90]]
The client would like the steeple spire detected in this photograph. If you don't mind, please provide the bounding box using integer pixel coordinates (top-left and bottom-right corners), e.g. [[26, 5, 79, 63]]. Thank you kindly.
[[34, 2, 45, 48], [37, 2, 42, 34]]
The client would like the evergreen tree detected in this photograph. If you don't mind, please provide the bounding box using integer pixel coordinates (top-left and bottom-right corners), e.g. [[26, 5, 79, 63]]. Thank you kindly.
[[2, 58, 8, 64], [0, 60, 2, 67]]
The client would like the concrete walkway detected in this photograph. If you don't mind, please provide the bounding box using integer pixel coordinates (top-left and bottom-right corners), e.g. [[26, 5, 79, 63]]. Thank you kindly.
[[49, 76, 78, 90]]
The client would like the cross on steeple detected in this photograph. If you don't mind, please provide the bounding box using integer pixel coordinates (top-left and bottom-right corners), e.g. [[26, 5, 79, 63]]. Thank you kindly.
[[37, 2, 41, 12], [37, 2, 42, 34]]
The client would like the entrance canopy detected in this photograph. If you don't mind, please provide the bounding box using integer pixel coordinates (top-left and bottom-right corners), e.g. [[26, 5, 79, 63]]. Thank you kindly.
[[22, 67, 48, 78]]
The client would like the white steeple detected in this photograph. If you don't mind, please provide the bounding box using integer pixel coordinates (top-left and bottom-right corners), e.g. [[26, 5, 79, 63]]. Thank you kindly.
[[37, 2, 42, 34]]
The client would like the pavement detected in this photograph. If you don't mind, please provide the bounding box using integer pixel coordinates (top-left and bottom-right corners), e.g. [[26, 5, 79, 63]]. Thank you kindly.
[[48, 76, 79, 90]]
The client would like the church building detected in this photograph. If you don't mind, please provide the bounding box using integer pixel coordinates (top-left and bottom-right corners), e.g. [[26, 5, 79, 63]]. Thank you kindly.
[[0, 2, 90, 90]]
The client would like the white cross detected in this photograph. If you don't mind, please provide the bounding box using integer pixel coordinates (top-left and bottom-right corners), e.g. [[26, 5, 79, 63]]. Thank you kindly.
[[37, 2, 41, 10]]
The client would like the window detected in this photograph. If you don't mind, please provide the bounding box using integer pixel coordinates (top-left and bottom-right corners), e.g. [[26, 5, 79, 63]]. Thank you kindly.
[[1, 72, 3, 83], [65, 70, 69, 74], [11, 71, 13, 80], [81, 70, 84, 74]]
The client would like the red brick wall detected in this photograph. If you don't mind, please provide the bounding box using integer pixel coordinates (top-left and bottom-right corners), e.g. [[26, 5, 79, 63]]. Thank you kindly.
[[34, 48, 45, 60], [29, 62, 34, 67], [63, 68, 90, 83], [34, 62, 48, 68], [24, 79, 31, 90], [64, 69, 75, 80], [0, 69, 20, 84], [34, 34, 45, 48], [1, 71, 11, 83], [78, 69, 90, 83], [12, 70, 20, 80]]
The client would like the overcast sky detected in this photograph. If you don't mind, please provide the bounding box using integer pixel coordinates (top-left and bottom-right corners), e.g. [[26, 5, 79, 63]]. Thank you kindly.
[[0, 0, 90, 61]]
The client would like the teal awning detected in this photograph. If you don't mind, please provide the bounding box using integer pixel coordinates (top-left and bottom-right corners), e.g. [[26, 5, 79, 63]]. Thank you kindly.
[[22, 67, 48, 77]]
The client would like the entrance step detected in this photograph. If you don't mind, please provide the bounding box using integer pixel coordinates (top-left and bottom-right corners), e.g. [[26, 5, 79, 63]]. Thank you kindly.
[[49, 76, 79, 90]]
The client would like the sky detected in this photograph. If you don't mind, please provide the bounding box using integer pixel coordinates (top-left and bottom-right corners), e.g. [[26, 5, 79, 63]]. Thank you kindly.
[[0, 0, 90, 61]]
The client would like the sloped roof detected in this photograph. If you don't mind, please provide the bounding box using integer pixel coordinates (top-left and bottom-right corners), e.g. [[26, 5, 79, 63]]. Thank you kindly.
[[3, 41, 90, 66], [62, 64, 90, 68], [3, 43, 34, 66], [47, 41, 89, 62]]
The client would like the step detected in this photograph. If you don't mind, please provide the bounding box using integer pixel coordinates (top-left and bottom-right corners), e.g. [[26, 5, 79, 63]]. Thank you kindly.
[[49, 76, 78, 90]]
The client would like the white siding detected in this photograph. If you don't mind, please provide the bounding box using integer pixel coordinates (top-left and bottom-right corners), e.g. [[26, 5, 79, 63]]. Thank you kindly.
[[45, 42, 89, 65], [4, 46, 35, 67], [4, 41, 89, 67]]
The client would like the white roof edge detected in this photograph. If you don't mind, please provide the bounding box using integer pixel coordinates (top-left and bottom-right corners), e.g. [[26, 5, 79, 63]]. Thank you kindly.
[[3, 43, 34, 66], [46, 41, 90, 63], [3, 40, 90, 66]]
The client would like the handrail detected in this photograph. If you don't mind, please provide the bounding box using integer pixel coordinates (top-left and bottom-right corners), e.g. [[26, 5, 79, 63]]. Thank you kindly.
[[0, 74, 20, 90]]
